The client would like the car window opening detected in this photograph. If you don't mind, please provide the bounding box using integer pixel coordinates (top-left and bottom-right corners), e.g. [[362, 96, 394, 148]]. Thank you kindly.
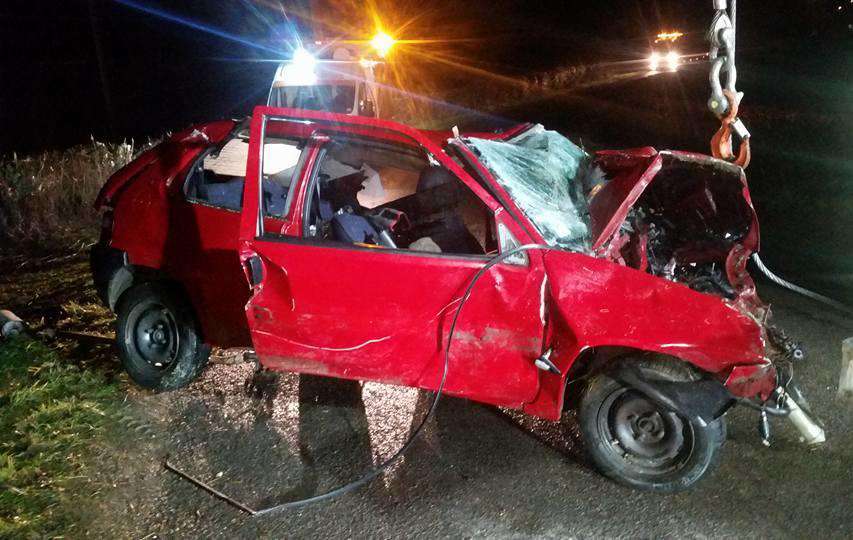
[[467, 125, 593, 252], [185, 136, 305, 217], [305, 138, 496, 256]]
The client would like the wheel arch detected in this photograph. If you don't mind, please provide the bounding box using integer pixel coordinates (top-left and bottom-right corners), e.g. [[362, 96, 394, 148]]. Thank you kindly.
[[109, 265, 197, 324], [562, 346, 735, 426], [561, 346, 716, 411]]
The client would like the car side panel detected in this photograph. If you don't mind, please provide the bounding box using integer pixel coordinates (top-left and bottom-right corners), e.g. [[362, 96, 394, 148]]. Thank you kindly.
[[523, 250, 770, 420], [107, 135, 292, 348], [109, 150, 196, 270], [161, 200, 251, 346], [245, 239, 545, 407]]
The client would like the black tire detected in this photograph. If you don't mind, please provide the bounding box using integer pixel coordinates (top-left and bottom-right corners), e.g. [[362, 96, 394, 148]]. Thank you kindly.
[[579, 358, 726, 492], [115, 282, 210, 390]]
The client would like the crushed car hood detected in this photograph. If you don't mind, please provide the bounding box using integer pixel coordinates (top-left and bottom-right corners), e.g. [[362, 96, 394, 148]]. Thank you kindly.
[[587, 148, 761, 304], [589, 148, 759, 252]]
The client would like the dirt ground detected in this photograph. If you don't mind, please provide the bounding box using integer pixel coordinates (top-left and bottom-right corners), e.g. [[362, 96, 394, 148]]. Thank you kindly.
[[1, 253, 851, 538]]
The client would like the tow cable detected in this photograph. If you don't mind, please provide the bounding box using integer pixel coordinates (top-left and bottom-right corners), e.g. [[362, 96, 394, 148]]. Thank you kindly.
[[752, 254, 853, 315], [165, 244, 554, 516], [706, 0, 851, 314]]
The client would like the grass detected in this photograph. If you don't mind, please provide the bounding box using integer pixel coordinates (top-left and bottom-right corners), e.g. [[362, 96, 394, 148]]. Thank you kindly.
[[0, 139, 136, 255], [0, 336, 122, 539]]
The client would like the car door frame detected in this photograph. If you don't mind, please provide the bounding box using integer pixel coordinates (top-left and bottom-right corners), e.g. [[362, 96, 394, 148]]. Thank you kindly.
[[238, 106, 551, 408]]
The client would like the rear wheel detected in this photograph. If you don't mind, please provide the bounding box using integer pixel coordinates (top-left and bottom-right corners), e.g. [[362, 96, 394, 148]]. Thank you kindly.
[[579, 359, 726, 492], [115, 282, 209, 390]]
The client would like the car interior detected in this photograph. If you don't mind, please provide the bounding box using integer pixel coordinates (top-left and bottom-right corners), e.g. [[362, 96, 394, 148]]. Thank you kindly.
[[304, 136, 496, 255], [185, 136, 303, 217]]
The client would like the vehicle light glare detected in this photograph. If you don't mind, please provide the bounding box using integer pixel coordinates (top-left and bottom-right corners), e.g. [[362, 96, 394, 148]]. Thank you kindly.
[[371, 31, 396, 57], [292, 47, 316, 69], [649, 52, 660, 71], [655, 31, 684, 43], [666, 51, 680, 70], [283, 47, 317, 85]]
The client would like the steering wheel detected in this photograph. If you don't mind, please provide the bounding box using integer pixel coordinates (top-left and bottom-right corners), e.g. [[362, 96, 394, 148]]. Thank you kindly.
[[364, 208, 409, 249], [372, 208, 410, 234]]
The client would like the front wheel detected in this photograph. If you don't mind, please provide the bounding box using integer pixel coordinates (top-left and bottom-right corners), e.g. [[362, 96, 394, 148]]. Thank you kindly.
[[579, 360, 726, 492], [115, 282, 210, 391]]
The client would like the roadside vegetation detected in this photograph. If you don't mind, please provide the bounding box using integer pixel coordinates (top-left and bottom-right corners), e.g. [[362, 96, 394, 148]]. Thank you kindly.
[[1, 143, 126, 536], [0, 336, 122, 538], [0, 139, 135, 257]]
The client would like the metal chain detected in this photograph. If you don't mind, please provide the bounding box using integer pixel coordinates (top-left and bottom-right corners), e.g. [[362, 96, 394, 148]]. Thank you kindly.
[[707, 0, 751, 167]]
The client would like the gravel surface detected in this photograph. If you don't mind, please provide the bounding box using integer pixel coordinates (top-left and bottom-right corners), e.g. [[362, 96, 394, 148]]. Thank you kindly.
[[80, 281, 853, 539]]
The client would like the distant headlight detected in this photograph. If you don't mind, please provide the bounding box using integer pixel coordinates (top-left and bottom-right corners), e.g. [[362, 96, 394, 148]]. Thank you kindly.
[[649, 52, 661, 71], [371, 31, 396, 58], [666, 51, 680, 71]]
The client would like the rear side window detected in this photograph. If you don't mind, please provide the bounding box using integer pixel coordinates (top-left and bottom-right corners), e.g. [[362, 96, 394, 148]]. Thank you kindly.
[[185, 135, 305, 218]]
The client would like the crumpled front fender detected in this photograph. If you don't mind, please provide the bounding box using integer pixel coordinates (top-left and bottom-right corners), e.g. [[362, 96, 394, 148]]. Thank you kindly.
[[544, 250, 766, 371], [522, 250, 771, 420], [524, 251, 775, 419]]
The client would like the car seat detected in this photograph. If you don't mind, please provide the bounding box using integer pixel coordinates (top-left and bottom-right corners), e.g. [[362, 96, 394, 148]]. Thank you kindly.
[[331, 213, 380, 244], [203, 177, 244, 211], [263, 179, 288, 216], [411, 167, 482, 254]]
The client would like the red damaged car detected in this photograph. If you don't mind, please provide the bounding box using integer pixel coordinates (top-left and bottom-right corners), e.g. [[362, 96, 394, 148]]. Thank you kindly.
[[92, 106, 822, 492]]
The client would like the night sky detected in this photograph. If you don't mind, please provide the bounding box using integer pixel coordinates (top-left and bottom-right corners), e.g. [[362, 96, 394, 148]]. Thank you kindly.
[[0, 0, 847, 154], [0, 0, 850, 300]]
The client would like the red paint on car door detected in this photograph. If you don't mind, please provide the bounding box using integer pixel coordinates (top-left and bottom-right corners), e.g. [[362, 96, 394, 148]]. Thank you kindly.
[[246, 239, 545, 407], [238, 108, 546, 408]]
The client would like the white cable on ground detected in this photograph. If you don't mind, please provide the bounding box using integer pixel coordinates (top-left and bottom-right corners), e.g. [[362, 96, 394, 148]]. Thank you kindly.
[[751, 253, 852, 315]]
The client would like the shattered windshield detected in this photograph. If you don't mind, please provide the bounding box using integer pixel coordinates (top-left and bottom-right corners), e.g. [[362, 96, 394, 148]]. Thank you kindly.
[[467, 126, 592, 251]]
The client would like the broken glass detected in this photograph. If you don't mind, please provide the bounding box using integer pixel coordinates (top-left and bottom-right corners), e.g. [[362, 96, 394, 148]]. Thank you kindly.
[[467, 125, 592, 251]]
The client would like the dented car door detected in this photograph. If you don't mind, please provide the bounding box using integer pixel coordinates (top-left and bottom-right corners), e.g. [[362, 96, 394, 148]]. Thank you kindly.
[[238, 107, 546, 408]]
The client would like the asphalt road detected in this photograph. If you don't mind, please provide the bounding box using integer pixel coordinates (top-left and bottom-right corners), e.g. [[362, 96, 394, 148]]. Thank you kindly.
[[85, 280, 853, 538]]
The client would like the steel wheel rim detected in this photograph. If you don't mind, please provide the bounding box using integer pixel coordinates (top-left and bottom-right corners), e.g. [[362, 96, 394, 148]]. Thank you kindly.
[[131, 303, 180, 370], [597, 386, 695, 475]]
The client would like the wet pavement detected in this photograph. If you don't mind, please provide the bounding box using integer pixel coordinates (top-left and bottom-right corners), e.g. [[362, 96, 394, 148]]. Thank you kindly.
[[86, 280, 853, 538]]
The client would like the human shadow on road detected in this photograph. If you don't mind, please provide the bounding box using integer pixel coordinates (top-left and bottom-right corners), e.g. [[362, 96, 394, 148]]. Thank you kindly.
[[160, 368, 379, 515], [380, 389, 589, 501], [289, 374, 379, 502]]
